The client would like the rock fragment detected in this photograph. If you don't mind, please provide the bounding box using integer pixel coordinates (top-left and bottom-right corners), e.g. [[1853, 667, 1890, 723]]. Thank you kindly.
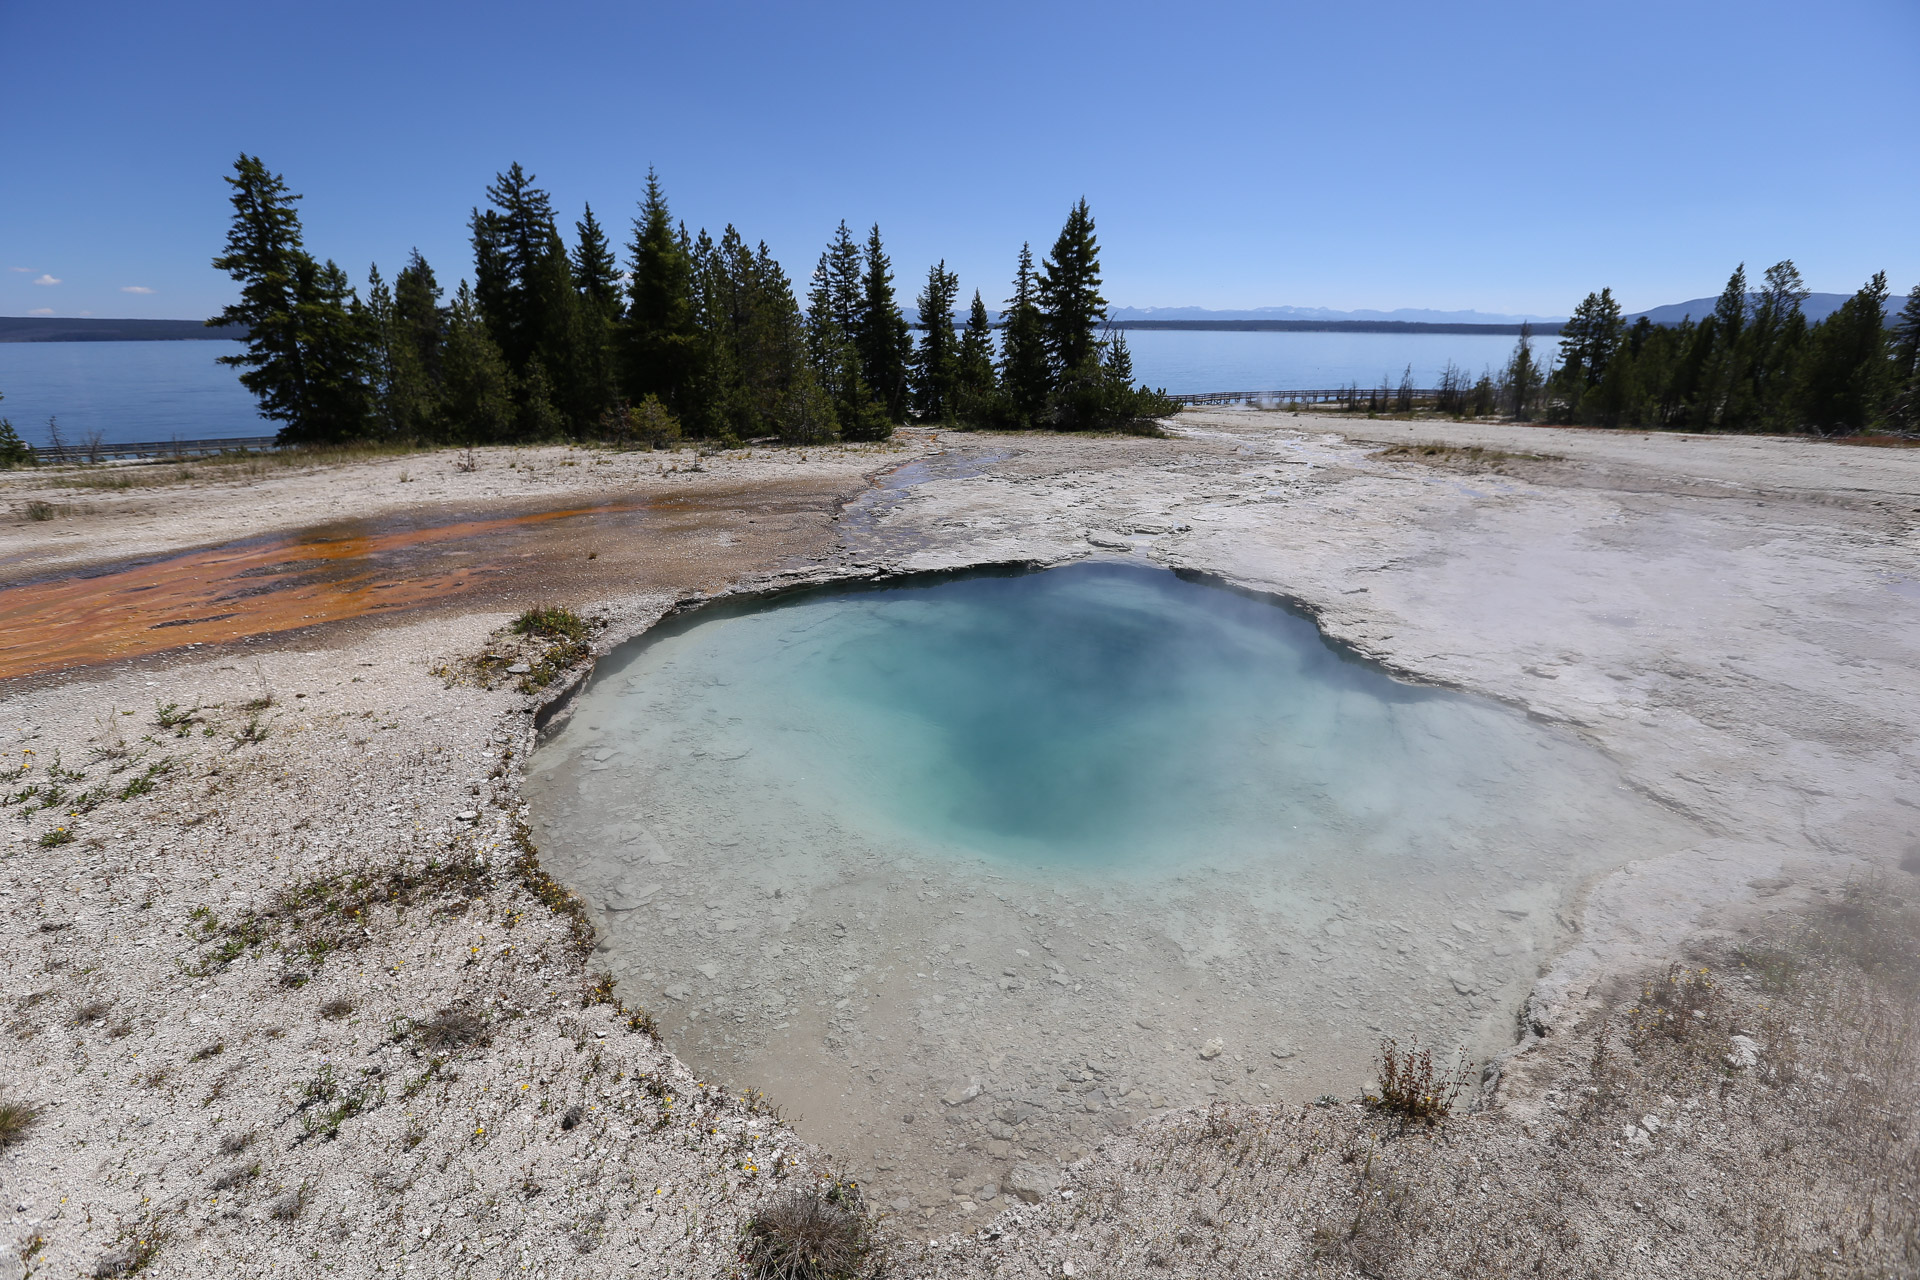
[[1005, 1162, 1058, 1204]]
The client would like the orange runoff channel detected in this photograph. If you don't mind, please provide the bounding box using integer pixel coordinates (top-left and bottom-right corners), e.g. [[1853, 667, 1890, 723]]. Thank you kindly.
[[0, 501, 644, 682]]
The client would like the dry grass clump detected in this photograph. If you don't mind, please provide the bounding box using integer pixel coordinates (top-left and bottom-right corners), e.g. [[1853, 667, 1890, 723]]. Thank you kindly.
[[416, 1003, 492, 1053], [742, 1181, 880, 1280], [1365, 1038, 1469, 1128], [0, 1096, 40, 1150], [1375, 443, 1559, 468]]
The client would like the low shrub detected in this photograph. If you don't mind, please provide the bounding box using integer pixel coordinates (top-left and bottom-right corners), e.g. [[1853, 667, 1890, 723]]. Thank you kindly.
[[1365, 1038, 1469, 1127], [742, 1181, 878, 1280]]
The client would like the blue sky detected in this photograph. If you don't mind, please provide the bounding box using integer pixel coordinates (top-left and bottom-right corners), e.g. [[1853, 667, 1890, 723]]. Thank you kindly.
[[3, 0, 1915, 321]]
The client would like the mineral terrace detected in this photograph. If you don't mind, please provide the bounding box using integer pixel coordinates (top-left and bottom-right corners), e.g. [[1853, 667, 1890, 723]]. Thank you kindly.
[[0, 414, 1914, 1278]]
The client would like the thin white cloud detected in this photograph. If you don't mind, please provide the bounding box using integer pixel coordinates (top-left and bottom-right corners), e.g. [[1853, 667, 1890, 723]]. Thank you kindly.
[[120, 285, 156, 295], [32, 274, 60, 287], [7, 267, 34, 274], [28, 308, 53, 316]]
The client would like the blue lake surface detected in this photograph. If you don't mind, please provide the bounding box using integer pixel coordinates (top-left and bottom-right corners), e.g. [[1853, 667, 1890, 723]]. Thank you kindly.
[[0, 329, 1541, 445], [0, 340, 264, 445]]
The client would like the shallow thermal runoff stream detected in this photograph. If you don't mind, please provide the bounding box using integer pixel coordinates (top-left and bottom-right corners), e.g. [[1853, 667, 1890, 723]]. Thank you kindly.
[[526, 562, 1696, 1225]]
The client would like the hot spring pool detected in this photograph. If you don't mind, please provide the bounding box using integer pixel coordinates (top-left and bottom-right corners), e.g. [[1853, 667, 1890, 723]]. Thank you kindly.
[[526, 563, 1693, 1223]]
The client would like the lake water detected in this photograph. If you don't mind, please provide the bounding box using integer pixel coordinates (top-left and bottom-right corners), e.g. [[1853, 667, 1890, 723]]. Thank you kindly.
[[0, 330, 1540, 445], [0, 340, 265, 445], [1118, 328, 1532, 394], [526, 563, 1694, 1227]]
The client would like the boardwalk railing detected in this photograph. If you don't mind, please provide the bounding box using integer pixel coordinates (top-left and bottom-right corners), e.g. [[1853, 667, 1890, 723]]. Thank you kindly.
[[1170, 388, 1442, 406], [32, 435, 280, 463]]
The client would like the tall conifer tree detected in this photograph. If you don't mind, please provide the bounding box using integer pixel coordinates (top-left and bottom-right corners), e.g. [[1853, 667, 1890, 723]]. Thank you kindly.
[[1037, 200, 1107, 385], [571, 204, 621, 425], [441, 281, 514, 441], [623, 171, 702, 420], [912, 261, 960, 422], [391, 249, 447, 436], [807, 222, 888, 440], [1889, 285, 1920, 432], [955, 290, 999, 425], [1796, 272, 1891, 433], [856, 225, 913, 424], [998, 243, 1048, 429], [209, 155, 372, 443]]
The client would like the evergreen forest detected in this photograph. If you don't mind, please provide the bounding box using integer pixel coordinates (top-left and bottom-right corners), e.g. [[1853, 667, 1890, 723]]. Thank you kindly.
[[1530, 262, 1920, 433], [208, 156, 1176, 448]]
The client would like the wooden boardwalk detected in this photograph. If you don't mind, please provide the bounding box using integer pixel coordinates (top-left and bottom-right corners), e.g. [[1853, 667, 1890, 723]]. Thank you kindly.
[[31, 435, 279, 463]]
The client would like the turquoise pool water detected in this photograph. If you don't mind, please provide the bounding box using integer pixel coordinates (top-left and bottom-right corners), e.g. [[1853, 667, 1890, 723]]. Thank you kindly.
[[527, 562, 1695, 1226]]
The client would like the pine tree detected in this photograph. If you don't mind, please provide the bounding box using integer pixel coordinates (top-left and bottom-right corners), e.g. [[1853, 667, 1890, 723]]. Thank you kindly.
[[1745, 260, 1810, 428], [364, 263, 402, 437], [1796, 272, 1891, 433], [1501, 323, 1542, 420], [210, 154, 375, 442], [954, 290, 999, 426], [683, 227, 738, 440], [0, 393, 34, 468], [440, 283, 513, 441], [391, 249, 447, 436], [571, 203, 621, 426], [1554, 288, 1624, 414], [289, 257, 376, 442], [1705, 264, 1749, 425], [911, 261, 960, 422], [998, 243, 1048, 429], [471, 162, 558, 373], [622, 171, 702, 422], [1888, 284, 1920, 432], [525, 223, 590, 432], [856, 225, 913, 425], [806, 222, 889, 440], [1037, 199, 1108, 411]]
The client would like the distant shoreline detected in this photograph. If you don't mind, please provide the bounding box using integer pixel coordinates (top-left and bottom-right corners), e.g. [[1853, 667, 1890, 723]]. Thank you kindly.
[[0, 317, 243, 343], [1107, 318, 1563, 336], [8, 315, 1565, 343]]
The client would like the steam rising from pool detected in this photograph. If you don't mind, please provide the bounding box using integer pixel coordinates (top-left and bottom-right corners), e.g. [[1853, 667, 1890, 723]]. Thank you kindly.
[[527, 563, 1692, 1226]]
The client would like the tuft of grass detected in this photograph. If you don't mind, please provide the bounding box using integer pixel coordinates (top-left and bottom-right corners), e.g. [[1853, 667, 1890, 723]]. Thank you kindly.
[[318, 996, 354, 1021], [1365, 1038, 1469, 1128], [230, 713, 271, 749], [268, 1183, 310, 1221], [72, 1000, 113, 1027], [0, 1097, 40, 1150], [154, 702, 204, 736], [23, 500, 56, 521], [414, 1004, 491, 1053], [189, 1041, 224, 1062], [38, 826, 74, 848], [210, 1161, 259, 1191], [512, 604, 589, 643], [1376, 443, 1558, 467], [742, 1181, 880, 1280]]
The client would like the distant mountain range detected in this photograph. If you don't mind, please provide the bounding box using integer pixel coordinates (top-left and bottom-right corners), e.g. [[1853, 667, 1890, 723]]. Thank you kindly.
[[1623, 292, 1901, 326]]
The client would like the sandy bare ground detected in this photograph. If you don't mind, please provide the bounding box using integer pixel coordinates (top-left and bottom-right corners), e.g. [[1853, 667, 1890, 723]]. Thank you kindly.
[[0, 416, 1914, 1277]]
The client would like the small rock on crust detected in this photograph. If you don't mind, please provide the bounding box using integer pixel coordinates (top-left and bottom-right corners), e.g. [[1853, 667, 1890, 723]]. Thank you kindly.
[[1199, 1038, 1224, 1060], [942, 1079, 982, 1106], [1005, 1162, 1059, 1204], [1726, 1034, 1761, 1069]]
